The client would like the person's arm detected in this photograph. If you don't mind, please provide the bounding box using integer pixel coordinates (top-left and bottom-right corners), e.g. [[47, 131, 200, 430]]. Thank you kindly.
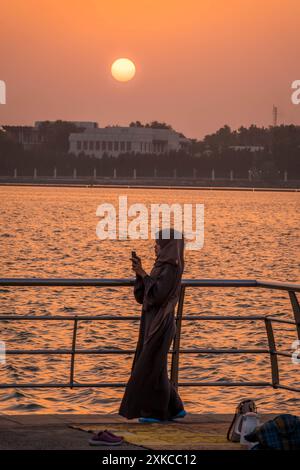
[[134, 275, 145, 304], [143, 263, 178, 307], [131, 254, 148, 304]]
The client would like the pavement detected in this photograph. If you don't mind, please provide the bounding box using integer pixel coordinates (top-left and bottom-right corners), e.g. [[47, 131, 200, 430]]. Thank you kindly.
[[0, 413, 276, 450]]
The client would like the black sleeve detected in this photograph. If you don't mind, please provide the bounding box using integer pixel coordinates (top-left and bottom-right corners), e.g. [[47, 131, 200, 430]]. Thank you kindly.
[[143, 264, 177, 307], [134, 275, 145, 304]]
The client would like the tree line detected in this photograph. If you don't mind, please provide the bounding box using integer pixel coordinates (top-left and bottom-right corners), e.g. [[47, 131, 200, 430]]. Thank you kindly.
[[0, 121, 299, 179]]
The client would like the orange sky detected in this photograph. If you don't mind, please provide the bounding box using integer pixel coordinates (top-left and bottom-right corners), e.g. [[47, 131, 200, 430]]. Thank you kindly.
[[1, 0, 300, 138]]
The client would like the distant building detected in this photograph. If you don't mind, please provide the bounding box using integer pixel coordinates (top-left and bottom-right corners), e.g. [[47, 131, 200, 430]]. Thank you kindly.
[[3, 121, 98, 151], [69, 126, 191, 157], [229, 145, 264, 152], [35, 121, 98, 130], [3, 125, 45, 150], [3, 121, 191, 156]]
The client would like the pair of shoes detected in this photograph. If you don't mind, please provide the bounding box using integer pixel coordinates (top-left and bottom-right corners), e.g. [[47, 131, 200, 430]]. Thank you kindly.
[[138, 417, 165, 423], [89, 429, 124, 446], [169, 409, 187, 420]]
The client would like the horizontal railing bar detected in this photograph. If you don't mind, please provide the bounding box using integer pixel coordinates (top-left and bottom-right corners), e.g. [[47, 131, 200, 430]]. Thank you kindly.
[[173, 381, 271, 387], [189, 316, 297, 325], [275, 351, 293, 358], [183, 280, 259, 288], [4, 348, 271, 355], [4, 349, 136, 355], [0, 278, 256, 287], [266, 316, 298, 325], [0, 315, 141, 321], [0, 381, 272, 389], [185, 315, 266, 321], [1, 315, 295, 323], [0, 278, 135, 287], [179, 348, 270, 354], [0, 278, 299, 291], [276, 384, 300, 393], [0, 383, 126, 389], [256, 280, 300, 292]]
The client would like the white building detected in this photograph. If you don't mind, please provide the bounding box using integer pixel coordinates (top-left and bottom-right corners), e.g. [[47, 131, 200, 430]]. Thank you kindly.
[[69, 126, 190, 157]]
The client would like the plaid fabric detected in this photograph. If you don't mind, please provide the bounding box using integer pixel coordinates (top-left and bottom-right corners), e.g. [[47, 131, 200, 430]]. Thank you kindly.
[[246, 414, 300, 450]]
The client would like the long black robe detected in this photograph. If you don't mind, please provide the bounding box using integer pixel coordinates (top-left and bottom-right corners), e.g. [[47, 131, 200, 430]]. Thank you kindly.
[[119, 263, 184, 420]]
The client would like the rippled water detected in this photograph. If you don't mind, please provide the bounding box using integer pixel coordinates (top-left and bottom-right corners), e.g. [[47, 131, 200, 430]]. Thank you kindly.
[[0, 186, 299, 414]]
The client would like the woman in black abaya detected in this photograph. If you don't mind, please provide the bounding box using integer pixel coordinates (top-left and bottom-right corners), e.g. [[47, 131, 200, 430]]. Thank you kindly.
[[119, 228, 186, 422]]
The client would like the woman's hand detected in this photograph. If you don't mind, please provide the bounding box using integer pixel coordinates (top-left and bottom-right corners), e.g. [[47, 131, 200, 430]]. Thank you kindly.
[[131, 255, 147, 278]]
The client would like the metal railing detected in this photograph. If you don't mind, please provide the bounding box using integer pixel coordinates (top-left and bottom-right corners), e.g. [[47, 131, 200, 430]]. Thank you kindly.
[[0, 278, 299, 393]]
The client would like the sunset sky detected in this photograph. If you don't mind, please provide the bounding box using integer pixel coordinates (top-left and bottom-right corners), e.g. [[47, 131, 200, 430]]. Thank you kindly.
[[1, 0, 299, 138]]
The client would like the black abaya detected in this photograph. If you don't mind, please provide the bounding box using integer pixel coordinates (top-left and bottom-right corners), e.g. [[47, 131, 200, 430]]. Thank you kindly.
[[118, 263, 184, 420]]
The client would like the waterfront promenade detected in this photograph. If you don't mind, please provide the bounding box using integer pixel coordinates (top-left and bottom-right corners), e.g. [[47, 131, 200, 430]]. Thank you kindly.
[[0, 413, 278, 450], [0, 176, 299, 190]]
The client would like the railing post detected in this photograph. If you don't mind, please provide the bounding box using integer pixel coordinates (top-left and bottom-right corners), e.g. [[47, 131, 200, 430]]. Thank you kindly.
[[288, 291, 300, 340], [70, 317, 78, 388], [265, 317, 279, 388], [170, 286, 185, 389]]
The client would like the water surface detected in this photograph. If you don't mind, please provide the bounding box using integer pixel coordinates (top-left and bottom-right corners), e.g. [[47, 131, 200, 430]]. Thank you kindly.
[[0, 186, 299, 414]]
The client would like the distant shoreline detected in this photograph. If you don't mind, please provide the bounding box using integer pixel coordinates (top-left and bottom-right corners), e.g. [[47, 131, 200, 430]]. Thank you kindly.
[[0, 178, 299, 192]]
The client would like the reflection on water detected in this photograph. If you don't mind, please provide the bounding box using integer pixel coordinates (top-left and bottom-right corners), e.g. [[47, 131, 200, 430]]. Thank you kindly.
[[0, 186, 299, 414]]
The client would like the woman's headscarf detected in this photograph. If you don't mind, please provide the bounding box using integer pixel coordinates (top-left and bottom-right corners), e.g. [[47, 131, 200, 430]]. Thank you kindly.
[[151, 228, 184, 274]]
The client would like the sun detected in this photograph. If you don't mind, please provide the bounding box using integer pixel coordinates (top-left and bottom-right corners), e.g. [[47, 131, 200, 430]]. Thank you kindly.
[[111, 58, 136, 82]]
